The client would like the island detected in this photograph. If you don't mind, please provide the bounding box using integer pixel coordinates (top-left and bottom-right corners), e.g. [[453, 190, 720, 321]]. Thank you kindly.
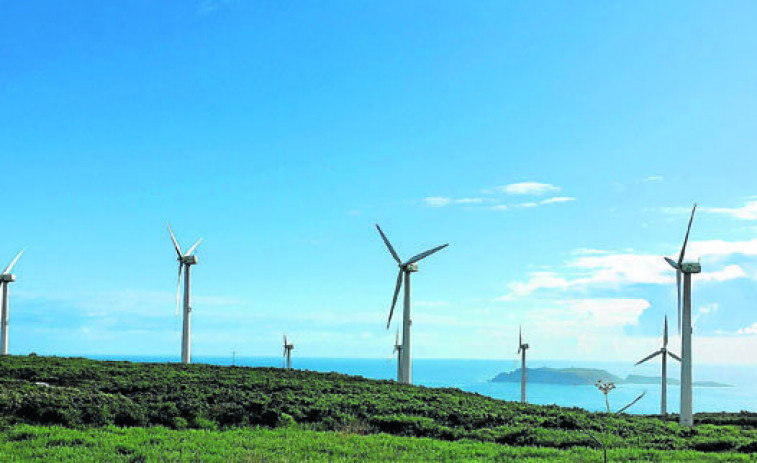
[[492, 368, 733, 387]]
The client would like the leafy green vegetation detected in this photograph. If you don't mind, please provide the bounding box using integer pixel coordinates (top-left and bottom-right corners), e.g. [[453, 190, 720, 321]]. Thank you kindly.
[[0, 355, 755, 460], [0, 424, 754, 462]]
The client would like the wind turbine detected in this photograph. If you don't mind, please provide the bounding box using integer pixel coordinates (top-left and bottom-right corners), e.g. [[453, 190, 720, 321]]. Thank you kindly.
[[167, 224, 202, 365], [283, 335, 294, 369], [393, 328, 403, 382], [517, 325, 529, 404], [0, 250, 24, 356], [634, 316, 681, 415], [663, 203, 699, 427], [376, 224, 448, 385]]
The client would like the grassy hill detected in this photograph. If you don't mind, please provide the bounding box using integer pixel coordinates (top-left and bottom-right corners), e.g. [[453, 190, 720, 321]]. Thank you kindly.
[[0, 355, 756, 461]]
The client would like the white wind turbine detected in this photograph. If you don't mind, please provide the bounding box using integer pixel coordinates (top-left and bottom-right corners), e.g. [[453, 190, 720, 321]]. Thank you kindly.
[[517, 325, 529, 404], [634, 316, 681, 415], [0, 250, 24, 356], [376, 224, 448, 385], [392, 328, 402, 382], [663, 203, 700, 427], [167, 224, 202, 365], [283, 335, 294, 369]]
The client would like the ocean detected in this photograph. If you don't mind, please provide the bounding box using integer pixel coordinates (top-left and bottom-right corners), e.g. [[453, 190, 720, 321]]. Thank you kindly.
[[86, 355, 757, 415]]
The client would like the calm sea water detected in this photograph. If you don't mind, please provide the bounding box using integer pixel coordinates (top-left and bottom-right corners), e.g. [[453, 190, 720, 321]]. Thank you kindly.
[[87, 355, 757, 415]]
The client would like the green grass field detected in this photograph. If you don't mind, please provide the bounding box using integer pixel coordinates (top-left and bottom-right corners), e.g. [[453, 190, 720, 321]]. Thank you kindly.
[[1, 424, 754, 462], [0, 355, 755, 461]]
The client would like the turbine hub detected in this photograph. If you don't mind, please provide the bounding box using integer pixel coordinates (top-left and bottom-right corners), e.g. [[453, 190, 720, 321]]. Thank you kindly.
[[405, 263, 419, 273], [681, 262, 701, 274], [181, 255, 198, 265], [0, 274, 15, 282]]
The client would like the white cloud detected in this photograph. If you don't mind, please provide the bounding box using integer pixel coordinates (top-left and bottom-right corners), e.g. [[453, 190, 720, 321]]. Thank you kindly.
[[693, 303, 719, 327], [423, 196, 487, 208], [501, 245, 750, 299], [738, 322, 757, 335], [688, 239, 757, 260], [498, 272, 569, 300], [423, 197, 452, 207], [560, 298, 650, 327], [455, 198, 484, 204], [517, 202, 539, 208], [541, 196, 576, 205], [698, 265, 746, 282], [700, 200, 757, 221], [572, 248, 612, 255], [645, 176, 663, 182], [498, 182, 561, 196]]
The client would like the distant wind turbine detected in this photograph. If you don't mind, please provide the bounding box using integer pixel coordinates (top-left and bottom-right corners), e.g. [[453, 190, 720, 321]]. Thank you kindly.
[[283, 335, 294, 369], [663, 203, 700, 427], [0, 250, 24, 356], [393, 328, 403, 382], [376, 224, 448, 385], [517, 326, 529, 404], [634, 316, 681, 415], [167, 223, 202, 365]]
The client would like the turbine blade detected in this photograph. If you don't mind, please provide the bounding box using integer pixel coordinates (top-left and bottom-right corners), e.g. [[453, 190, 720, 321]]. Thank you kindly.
[[376, 225, 402, 265], [405, 243, 449, 265], [386, 269, 403, 329], [668, 351, 682, 362], [395, 328, 399, 346], [2, 249, 24, 275], [284, 335, 287, 346], [517, 346, 521, 354], [663, 257, 679, 270], [185, 238, 203, 257], [676, 269, 682, 333], [663, 316, 668, 347], [616, 390, 647, 414], [167, 223, 183, 257], [634, 350, 662, 366], [175, 263, 183, 316], [519, 325, 522, 348], [677, 203, 697, 267]]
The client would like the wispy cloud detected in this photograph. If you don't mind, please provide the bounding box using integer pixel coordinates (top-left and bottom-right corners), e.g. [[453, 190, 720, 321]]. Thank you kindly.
[[423, 197, 453, 207], [693, 303, 719, 328], [424, 182, 574, 211], [663, 200, 757, 221], [497, 182, 561, 196], [700, 200, 757, 221], [541, 196, 576, 205], [559, 298, 650, 328], [738, 322, 757, 335], [500, 242, 752, 300], [645, 176, 663, 182], [422, 197, 487, 208]]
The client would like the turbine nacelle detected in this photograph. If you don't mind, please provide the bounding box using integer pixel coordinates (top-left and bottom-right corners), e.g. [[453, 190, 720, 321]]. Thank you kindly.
[[404, 263, 419, 273], [680, 262, 701, 274], [0, 274, 16, 283], [180, 255, 199, 265]]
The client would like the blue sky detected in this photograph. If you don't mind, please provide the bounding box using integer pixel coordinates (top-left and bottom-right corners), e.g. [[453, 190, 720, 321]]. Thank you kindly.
[[2, 1, 757, 363]]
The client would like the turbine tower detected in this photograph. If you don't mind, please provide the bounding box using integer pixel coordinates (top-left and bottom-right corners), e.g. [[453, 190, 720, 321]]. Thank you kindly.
[[517, 325, 529, 404], [393, 328, 403, 382], [376, 224, 448, 385], [168, 224, 202, 365], [283, 335, 294, 369], [634, 316, 681, 415], [0, 250, 24, 356], [663, 204, 700, 427]]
